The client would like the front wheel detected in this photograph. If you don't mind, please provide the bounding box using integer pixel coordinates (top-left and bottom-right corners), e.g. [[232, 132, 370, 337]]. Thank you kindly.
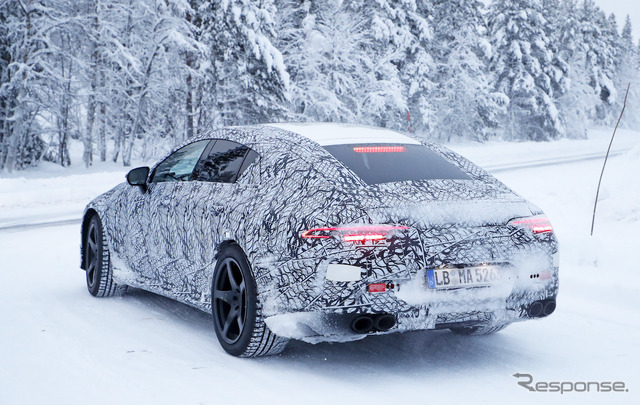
[[84, 215, 127, 297], [211, 245, 288, 357]]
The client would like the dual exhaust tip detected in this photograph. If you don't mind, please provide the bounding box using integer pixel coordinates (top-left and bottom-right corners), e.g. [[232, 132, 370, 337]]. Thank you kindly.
[[350, 314, 396, 334], [527, 299, 556, 318], [351, 300, 555, 332]]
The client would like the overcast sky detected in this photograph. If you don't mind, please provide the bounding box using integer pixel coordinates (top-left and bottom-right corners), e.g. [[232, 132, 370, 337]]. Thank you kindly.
[[593, 0, 640, 41]]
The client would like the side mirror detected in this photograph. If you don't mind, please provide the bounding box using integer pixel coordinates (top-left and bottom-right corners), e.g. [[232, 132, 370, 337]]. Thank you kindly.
[[126, 166, 150, 192]]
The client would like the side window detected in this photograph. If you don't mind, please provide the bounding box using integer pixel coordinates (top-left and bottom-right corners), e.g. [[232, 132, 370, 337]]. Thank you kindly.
[[193, 140, 258, 183], [237, 149, 259, 180], [152, 140, 209, 183]]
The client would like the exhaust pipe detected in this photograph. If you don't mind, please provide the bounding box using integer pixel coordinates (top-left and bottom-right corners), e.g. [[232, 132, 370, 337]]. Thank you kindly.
[[543, 299, 556, 316], [374, 314, 396, 331], [527, 301, 544, 318], [351, 315, 374, 333], [527, 299, 557, 318]]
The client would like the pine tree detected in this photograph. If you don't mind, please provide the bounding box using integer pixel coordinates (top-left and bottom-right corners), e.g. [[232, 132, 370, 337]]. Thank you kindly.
[[379, 0, 434, 133], [346, 0, 427, 130], [613, 15, 640, 127], [577, 0, 618, 124], [544, 0, 586, 138], [275, 0, 355, 123], [488, 0, 564, 141], [276, 0, 409, 127], [430, 0, 507, 141], [198, 0, 289, 127]]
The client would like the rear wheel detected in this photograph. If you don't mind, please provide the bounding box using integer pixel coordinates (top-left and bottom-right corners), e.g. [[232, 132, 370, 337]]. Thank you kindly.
[[449, 323, 508, 336], [84, 215, 127, 297], [212, 245, 288, 357]]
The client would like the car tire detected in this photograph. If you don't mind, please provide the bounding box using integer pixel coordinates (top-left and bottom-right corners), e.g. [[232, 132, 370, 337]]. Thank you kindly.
[[449, 323, 508, 336], [84, 215, 127, 297], [211, 244, 288, 357]]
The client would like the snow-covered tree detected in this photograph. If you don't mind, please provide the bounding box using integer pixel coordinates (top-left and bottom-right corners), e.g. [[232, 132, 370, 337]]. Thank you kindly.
[[198, 0, 289, 127], [612, 15, 640, 128], [429, 0, 506, 141], [540, 0, 584, 138], [0, 0, 54, 171], [77, 0, 206, 166], [275, 0, 354, 123], [0, 5, 12, 169], [577, 0, 618, 124], [276, 0, 409, 128], [347, 0, 429, 130], [369, 0, 435, 133], [488, 0, 565, 141]]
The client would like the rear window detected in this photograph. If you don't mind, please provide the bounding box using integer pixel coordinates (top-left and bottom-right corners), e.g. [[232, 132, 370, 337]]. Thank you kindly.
[[323, 144, 470, 185]]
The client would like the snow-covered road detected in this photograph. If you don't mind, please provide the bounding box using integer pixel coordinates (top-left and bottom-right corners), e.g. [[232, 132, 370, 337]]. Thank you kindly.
[[1, 129, 639, 404]]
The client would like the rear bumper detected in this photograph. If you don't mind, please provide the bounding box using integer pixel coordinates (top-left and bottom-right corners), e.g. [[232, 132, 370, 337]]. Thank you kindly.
[[264, 269, 558, 343], [264, 295, 557, 344]]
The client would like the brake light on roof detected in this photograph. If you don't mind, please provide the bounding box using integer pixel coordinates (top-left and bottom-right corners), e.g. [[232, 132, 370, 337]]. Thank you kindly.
[[509, 216, 553, 234], [353, 146, 406, 153], [301, 225, 409, 241]]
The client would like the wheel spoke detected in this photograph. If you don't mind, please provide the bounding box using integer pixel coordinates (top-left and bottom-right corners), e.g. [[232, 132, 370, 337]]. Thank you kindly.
[[214, 289, 235, 304], [86, 223, 98, 288], [88, 226, 96, 244], [227, 262, 239, 291], [222, 307, 239, 337], [236, 312, 244, 332]]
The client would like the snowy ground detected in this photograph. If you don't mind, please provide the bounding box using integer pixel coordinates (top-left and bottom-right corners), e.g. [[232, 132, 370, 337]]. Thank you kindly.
[[1, 128, 639, 404]]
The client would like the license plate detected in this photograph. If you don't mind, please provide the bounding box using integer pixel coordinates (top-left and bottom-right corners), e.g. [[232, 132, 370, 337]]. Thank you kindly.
[[426, 266, 502, 289]]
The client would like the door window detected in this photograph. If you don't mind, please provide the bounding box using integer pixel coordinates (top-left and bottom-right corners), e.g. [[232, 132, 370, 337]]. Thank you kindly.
[[193, 140, 258, 183], [152, 140, 209, 183]]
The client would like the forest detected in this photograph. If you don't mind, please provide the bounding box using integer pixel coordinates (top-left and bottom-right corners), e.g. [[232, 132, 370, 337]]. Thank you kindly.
[[1, 0, 639, 171]]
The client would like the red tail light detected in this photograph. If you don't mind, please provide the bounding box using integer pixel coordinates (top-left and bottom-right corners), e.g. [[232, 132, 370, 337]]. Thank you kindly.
[[509, 216, 553, 234], [353, 146, 406, 153], [344, 234, 386, 242], [300, 227, 335, 239], [301, 225, 409, 241], [368, 283, 387, 293]]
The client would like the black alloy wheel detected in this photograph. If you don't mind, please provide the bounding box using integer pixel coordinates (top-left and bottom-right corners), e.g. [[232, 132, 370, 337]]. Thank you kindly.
[[84, 215, 126, 297], [213, 256, 248, 345], [211, 244, 288, 357], [84, 220, 102, 295]]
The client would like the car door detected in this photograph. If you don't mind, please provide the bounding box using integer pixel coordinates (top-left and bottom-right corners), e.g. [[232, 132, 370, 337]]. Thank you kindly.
[[176, 139, 260, 305], [128, 139, 211, 290]]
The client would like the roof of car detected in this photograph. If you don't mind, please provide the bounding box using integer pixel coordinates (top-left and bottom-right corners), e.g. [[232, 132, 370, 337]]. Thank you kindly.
[[266, 123, 421, 146]]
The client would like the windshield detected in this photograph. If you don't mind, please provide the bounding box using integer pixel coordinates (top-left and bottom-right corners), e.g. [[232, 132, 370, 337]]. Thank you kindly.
[[323, 144, 471, 185]]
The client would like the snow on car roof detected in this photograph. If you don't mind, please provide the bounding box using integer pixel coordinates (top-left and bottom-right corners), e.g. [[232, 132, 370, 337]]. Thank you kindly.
[[266, 122, 421, 146]]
